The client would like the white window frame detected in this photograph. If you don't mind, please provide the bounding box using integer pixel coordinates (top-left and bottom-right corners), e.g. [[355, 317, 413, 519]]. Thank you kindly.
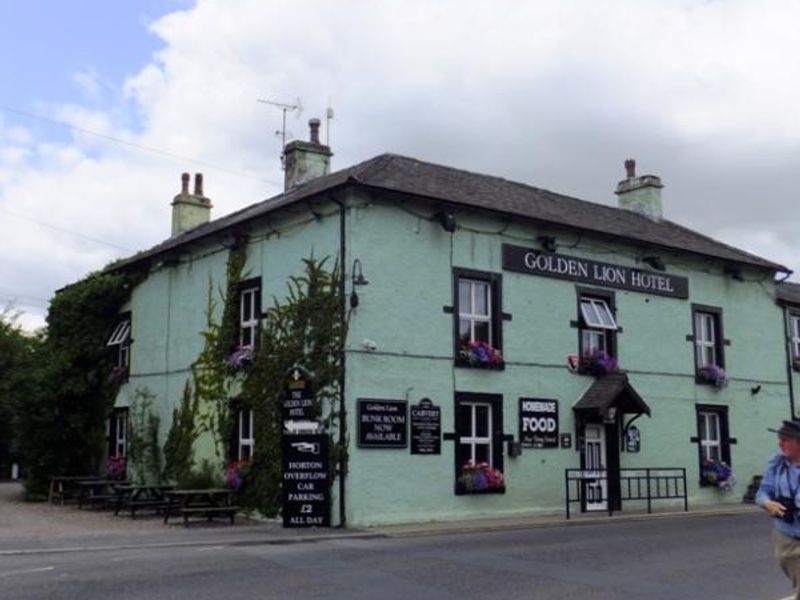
[[239, 287, 259, 347], [694, 311, 717, 368], [238, 409, 255, 461], [581, 329, 607, 355], [115, 411, 127, 458], [791, 314, 800, 359], [699, 410, 722, 463], [458, 278, 493, 346], [107, 318, 131, 369], [580, 298, 617, 330], [459, 401, 493, 466]]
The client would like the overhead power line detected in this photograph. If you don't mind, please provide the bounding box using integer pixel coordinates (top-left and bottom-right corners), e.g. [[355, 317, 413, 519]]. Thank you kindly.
[[1, 208, 133, 251], [0, 103, 282, 187]]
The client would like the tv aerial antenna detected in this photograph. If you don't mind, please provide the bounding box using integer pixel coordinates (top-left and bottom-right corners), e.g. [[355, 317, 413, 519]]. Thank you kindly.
[[256, 97, 302, 169]]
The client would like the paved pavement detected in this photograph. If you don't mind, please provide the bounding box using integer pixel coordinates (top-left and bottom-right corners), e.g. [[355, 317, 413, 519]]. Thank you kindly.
[[0, 480, 761, 555]]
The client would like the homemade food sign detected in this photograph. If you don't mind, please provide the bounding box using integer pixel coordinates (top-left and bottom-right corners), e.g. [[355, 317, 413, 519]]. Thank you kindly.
[[502, 244, 689, 299]]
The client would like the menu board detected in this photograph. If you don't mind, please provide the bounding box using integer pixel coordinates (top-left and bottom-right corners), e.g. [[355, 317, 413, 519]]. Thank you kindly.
[[282, 367, 316, 421], [410, 399, 441, 455], [519, 398, 559, 449], [357, 399, 408, 448]]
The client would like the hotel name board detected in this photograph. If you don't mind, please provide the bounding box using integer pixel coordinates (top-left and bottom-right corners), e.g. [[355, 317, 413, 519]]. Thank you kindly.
[[502, 244, 689, 299]]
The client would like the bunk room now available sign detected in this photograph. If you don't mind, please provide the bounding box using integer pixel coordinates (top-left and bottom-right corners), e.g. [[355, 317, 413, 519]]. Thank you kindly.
[[502, 243, 689, 299]]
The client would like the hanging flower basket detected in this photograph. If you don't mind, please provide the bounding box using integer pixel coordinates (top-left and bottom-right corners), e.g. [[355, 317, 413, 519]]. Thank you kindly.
[[456, 461, 505, 494], [701, 459, 735, 490], [225, 345, 255, 371], [698, 364, 729, 388], [579, 351, 618, 376], [458, 341, 504, 369]]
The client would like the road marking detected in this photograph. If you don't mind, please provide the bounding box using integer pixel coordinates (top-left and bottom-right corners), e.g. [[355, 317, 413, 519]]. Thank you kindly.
[[110, 554, 148, 562], [0, 566, 55, 578], [196, 545, 226, 552]]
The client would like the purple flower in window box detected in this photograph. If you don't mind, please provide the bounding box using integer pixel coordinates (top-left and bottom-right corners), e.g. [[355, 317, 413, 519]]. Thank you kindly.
[[225, 345, 255, 371], [106, 456, 127, 480], [459, 341, 504, 368], [698, 364, 729, 388], [108, 365, 128, 386], [225, 459, 250, 491], [580, 351, 618, 376], [701, 459, 735, 490], [457, 461, 505, 493]]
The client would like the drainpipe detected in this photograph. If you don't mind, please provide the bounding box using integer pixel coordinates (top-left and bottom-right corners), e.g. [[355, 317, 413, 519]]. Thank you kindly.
[[332, 194, 347, 528], [782, 304, 797, 418]]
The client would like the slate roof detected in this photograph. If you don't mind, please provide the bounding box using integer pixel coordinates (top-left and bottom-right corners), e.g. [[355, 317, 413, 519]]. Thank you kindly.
[[112, 153, 789, 274], [777, 281, 800, 305], [573, 373, 651, 417]]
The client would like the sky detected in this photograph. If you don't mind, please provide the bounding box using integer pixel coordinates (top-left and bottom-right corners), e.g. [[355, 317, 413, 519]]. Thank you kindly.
[[3, 0, 800, 331]]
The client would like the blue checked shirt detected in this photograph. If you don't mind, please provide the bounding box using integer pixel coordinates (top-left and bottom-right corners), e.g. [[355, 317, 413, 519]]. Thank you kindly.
[[756, 452, 800, 538]]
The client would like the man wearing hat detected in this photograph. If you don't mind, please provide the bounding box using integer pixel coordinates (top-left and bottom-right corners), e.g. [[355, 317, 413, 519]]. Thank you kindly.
[[757, 418, 800, 599]]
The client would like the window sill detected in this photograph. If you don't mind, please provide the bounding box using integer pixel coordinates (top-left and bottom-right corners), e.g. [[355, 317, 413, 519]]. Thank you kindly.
[[454, 359, 505, 371], [455, 485, 506, 496]]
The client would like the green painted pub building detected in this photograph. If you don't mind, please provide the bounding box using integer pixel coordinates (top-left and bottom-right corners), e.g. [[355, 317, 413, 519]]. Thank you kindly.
[[105, 120, 798, 526]]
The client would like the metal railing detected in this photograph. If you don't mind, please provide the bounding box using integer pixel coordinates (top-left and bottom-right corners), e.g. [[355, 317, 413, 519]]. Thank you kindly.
[[564, 468, 688, 519]]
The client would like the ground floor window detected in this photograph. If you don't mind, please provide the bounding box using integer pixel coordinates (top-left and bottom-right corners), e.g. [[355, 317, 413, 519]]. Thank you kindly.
[[107, 408, 128, 458], [237, 409, 255, 461], [454, 392, 505, 494], [695, 404, 731, 486]]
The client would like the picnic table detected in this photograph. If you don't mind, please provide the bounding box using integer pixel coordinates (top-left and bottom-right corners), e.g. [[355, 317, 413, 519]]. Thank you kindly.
[[163, 489, 239, 526], [76, 479, 128, 509], [113, 484, 175, 519], [48, 476, 100, 505]]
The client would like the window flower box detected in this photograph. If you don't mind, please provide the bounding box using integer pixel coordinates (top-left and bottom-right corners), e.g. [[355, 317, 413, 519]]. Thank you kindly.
[[579, 351, 618, 377], [106, 455, 127, 480], [457, 341, 505, 370], [225, 459, 251, 491], [225, 344, 255, 372], [108, 365, 129, 386], [701, 459, 735, 490], [456, 461, 505, 494], [697, 364, 729, 388]]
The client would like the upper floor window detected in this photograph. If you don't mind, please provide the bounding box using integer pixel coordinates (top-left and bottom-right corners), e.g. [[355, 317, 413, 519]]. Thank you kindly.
[[107, 314, 131, 370], [790, 314, 800, 363], [238, 279, 261, 348], [453, 269, 503, 369], [694, 311, 719, 368], [577, 290, 618, 375]]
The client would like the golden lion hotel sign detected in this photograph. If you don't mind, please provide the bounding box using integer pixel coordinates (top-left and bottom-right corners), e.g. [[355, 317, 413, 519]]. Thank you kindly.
[[502, 243, 689, 299]]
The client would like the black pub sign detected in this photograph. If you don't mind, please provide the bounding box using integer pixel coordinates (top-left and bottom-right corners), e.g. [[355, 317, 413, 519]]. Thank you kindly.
[[519, 398, 559, 449], [410, 398, 441, 455], [502, 244, 689, 299], [282, 367, 316, 421], [357, 399, 408, 448], [282, 433, 330, 527]]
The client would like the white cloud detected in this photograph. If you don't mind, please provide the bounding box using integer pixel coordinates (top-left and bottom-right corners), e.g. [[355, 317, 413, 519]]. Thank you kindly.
[[4, 0, 800, 330]]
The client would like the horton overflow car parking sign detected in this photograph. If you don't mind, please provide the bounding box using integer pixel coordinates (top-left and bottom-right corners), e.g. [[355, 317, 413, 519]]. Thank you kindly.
[[519, 398, 559, 448]]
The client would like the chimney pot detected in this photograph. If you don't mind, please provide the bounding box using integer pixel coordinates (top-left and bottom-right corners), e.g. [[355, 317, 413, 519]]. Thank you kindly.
[[181, 172, 190, 195], [309, 118, 321, 144], [194, 173, 203, 197], [624, 159, 636, 179]]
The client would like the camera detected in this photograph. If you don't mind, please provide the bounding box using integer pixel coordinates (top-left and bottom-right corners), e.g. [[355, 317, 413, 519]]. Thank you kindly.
[[776, 496, 797, 524]]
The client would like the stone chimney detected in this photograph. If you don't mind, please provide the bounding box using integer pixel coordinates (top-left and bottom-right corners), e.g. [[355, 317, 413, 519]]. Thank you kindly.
[[615, 159, 663, 220], [284, 118, 333, 190], [171, 172, 212, 236]]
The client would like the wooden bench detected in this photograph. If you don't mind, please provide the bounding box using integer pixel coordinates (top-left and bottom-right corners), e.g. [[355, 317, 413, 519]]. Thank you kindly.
[[179, 505, 239, 525], [163, 489, 237, 526], [49, 476, 100, 505], [113, 484, 173, 519]]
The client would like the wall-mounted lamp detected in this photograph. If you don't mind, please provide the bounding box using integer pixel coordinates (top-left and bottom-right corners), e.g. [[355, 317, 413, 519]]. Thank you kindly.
[[725, 266, 744, 281], [350, 258, 369, 309], [603, 406, 618, 424], [537, 235, 557, 253], [436, 210, 457, 232], [751, 385, 762, 396], [641, 255, 666, 271]]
